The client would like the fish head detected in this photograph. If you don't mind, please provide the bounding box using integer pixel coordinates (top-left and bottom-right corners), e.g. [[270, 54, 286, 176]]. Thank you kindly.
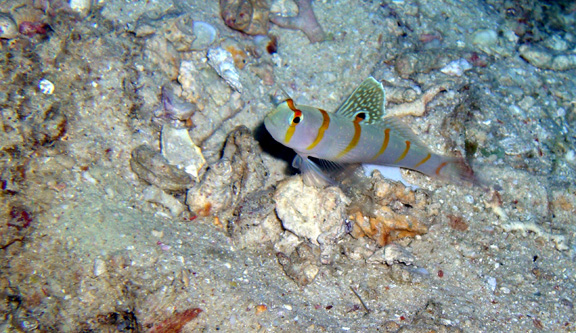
[[264, 99, 320, 152]]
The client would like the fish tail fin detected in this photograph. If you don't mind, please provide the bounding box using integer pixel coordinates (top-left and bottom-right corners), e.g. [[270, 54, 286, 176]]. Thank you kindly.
[[440, 157, 487, 188], [293, 155, 336, 187]]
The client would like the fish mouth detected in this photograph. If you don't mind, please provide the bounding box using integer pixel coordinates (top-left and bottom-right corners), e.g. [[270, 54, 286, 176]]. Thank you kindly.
[[263, 109, 279, 131]]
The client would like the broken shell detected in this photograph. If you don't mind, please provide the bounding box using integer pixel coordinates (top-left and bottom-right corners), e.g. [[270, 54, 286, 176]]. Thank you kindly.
[[208, 47, 243, 92], [160, 84, 197, 120], [220, 0, 270, 35], [0, 13, 18, 39], [191, 21, 218, 51]]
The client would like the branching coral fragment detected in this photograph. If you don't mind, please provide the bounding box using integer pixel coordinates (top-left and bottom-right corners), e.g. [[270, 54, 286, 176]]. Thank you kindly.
[[270, 0, 326, 43]]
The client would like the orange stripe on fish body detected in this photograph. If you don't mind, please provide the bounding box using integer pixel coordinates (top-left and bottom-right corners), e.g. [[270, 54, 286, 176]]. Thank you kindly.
[[413, 153, 431, 168], [306, 109, 331, 150], [394, 140, 411, 163], [336, 114, 363, 158], [372, 128, 390, 160]]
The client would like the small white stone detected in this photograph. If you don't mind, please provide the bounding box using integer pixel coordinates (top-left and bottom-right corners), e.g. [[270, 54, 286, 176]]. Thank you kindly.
[[440, 59, 472, 77], [93, 258, 107, 277], [161, 125, 206, 179], [566, 150, 576, 164], [485, 276, 497, 292], [142, 185, 187, 217], [69, 0, 92, 18], [472, 29, 498, 47], [39, 79, 55, 95], [283, 304, 293, 311]]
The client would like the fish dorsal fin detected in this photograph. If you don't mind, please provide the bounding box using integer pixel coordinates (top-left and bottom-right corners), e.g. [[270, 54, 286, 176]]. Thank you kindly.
[[381, 116, 430, 152], [334, 77, 386, 124]]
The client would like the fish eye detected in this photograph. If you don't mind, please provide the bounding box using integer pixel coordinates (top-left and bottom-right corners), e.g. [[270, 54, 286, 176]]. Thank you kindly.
[[355, 112, 366, 121], [289, 110, 303, 125]]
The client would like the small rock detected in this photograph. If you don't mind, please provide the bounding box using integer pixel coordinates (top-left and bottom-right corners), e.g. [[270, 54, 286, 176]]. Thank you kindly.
[[276, 243, 320, 286], [160, 84, 197, 121], [93, 258, 107, 277], [230, 189, 282, 248], [142, 185, 187, 217], [472, 29, 498, 47], [130, 144, 194, 192], [144, 35, 181, 80], [367, 243, 415, 266], [69, 0, 92, 18], [161, 125, 206, 179], [39, 79, 55, 95], [485, 276, 497, 292], [519, 44, 576, 71], [440, 58, 472, 77], [274, 176, 348, 246]]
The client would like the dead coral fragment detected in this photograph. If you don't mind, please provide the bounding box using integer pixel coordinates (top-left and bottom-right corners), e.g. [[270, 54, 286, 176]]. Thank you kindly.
[[349, 208, 428, 247], [220, 0, 270, 35], [270, 0, 326, 43], [347, 173, 431, 246], [186, 126, 269, 221]]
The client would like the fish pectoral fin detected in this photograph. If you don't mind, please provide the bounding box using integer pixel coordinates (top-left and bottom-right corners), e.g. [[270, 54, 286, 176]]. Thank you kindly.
[[293, 155, 336, 187]]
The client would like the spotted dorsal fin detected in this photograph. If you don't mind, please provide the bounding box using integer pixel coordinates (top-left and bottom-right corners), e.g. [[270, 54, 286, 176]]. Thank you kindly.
[[334, 77, 386, 124]]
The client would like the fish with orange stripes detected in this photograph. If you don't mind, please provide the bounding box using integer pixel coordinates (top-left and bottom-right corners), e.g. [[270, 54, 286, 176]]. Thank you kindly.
[[264, 77, 476, 186]]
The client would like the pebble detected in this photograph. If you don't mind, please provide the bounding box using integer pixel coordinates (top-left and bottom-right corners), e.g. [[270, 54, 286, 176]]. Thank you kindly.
[[142, 185, 187, 217], [274, 176, 348, 246], [0, 12, 18, 39], [440, 58, 472, 77], [69, 0, 92, 18], [485, 276, 496, 292], [93, 258, 107, 277], [39, 79, 55, 95], [499, 136, 533, 155], [472, 29, 498, 47], [161, 125, 206, 179]]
